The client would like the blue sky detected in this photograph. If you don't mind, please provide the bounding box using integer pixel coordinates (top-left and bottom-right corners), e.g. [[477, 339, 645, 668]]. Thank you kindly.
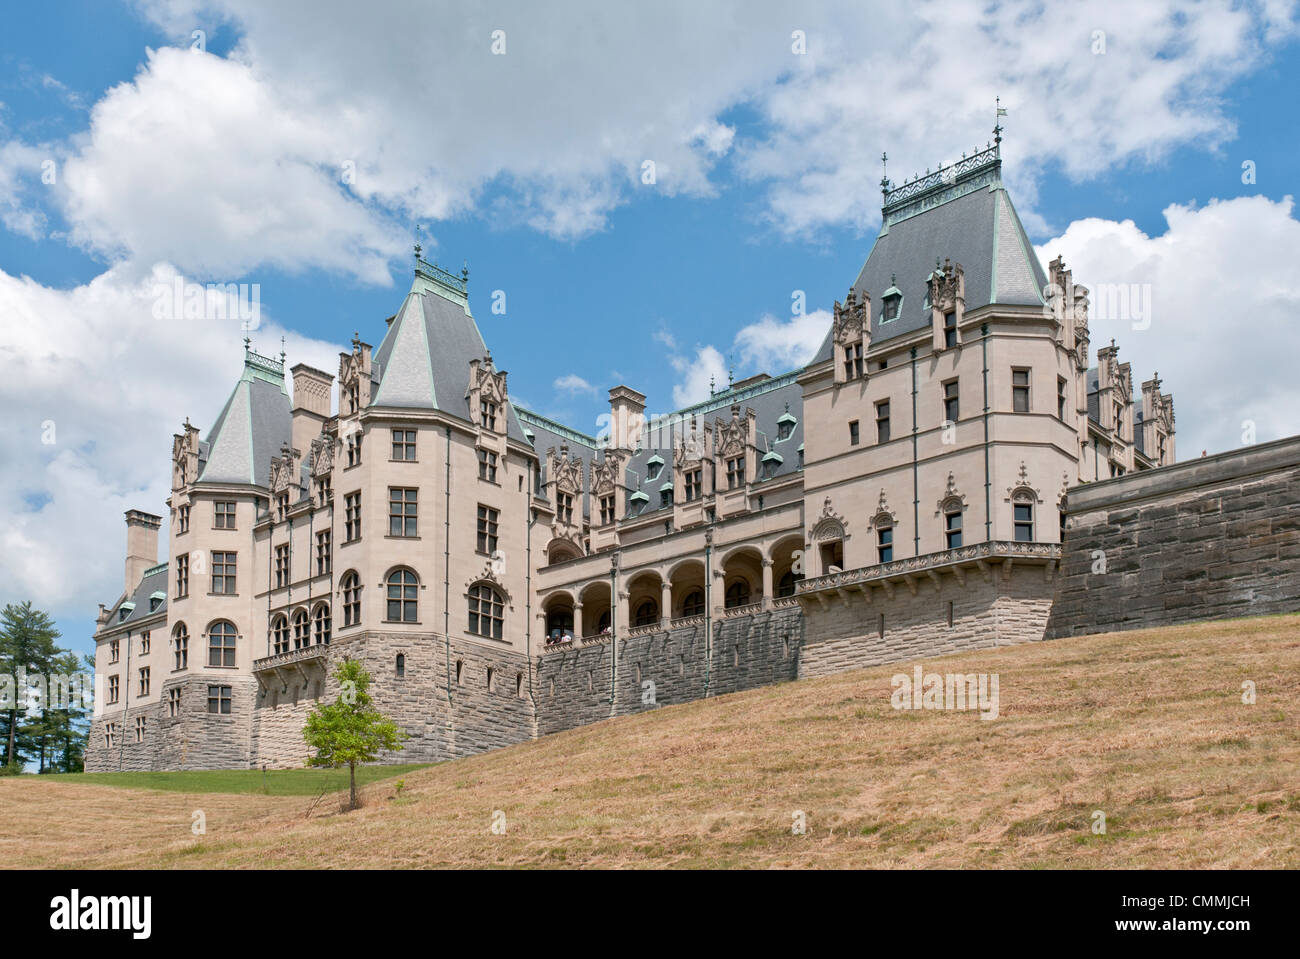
[[3, 0, 1300, 659]]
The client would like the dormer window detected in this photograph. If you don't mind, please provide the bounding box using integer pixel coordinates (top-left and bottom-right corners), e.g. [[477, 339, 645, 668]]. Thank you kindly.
[[882, 292, 902, 322], [843, 343, 863, 380], [480, 399, 498, 431], [646, 455, 663, 481], [777, 414, 796, 442], [660, 483, 674, 508], [943, 311, 957, 348]]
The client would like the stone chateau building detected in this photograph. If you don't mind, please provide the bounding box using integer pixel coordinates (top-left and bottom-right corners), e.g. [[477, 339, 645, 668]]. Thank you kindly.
[[87, 139, 1176, 770]]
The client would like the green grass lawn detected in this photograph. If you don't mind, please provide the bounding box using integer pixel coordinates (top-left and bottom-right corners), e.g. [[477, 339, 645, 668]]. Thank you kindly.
[[42, 764, 432, 796]]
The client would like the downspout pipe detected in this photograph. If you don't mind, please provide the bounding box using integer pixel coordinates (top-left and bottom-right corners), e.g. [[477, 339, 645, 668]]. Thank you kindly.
[[609, 553, 619, 715], [704, 527, 713, 698], [910, 346, 919, 556], [982, 323, 992, 542], [444, 425, 452, 705]]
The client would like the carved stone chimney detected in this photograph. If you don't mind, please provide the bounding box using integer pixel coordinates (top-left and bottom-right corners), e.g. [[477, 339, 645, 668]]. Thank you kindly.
[[291, 363, 334, 455], [123, 509, 162, 595]]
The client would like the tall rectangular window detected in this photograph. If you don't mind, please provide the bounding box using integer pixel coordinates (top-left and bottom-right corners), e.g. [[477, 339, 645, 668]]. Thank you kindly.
[[274, 544, 290, 588], [1014, 503, 1034, 542], [945, 510, 963, 549], [480, 399, 498, 431], [849, 421, 860, 446], [344, 492, 361, 542], [685, 469, 702, 501], [556, 492, 573, 524], [943, 380, 960, 422], [176, 553, 189, 598], [477, 505, 499, 554], [316, 530, 332, 576], [138, 666, 150, 697], [214, 501, 236, 529], [600, 495, 616, 525], [877, 526, 893, 564], [167, 687, 182, 717], [876, 401, 890, 444], [108, 675, 120, 703], [844, 342, 863, 379], [178, 504, 190, 534], [388, 487, 418, 536], [346, 432, 362, 467], [1012, 368, 1031, 413], [726, 457, 745, 489], [1057, 377, 1068, 420], [943, 311, 957, 348], [211, 551, 236, 594], [478, 448, 498, 482], [391, 428, 417, 461]]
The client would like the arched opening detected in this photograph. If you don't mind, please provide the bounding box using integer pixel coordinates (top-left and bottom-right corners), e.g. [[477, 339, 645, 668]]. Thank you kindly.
[[770, 535, 805, 598], [626, 569, 663, 630], [271, 614, 290, 655], [721, 546, 763, 610], [668, 559, 706, 622], [579, 580, 612, 638], [468, 583, 505, 639], [313, 603, 331, 645], [292, 609, 310, 650], [542, 592, 575, 644]]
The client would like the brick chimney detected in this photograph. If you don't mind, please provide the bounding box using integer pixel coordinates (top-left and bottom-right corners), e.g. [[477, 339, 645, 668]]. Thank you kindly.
[[291, 363, 334, 455], [123, 510, 162, 595]]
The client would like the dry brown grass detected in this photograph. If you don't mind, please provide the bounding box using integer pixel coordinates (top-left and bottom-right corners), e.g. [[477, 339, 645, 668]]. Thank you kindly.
[[4, 613, 1299, 868]]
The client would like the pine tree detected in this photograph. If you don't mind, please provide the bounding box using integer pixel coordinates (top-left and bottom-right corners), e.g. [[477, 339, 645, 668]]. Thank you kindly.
[[0, 602, 62, 769], [303, 658, 406, 809]]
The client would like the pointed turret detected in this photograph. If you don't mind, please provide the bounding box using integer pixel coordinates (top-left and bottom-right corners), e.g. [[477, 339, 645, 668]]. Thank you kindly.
[[197, 346, 292, 486]]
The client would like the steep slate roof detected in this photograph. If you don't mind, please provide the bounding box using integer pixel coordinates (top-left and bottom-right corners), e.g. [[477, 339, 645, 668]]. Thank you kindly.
[[620, 372, 804, 519], [371, 257, 528, 444], [198, 350, 292, 485], [811, 145, 1049, 364], [106, 563, 169, 628], [517, 409, 600, 521]]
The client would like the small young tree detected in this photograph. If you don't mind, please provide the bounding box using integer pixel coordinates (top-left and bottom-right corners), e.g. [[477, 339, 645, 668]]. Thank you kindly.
[[303, 658, 405, 810]]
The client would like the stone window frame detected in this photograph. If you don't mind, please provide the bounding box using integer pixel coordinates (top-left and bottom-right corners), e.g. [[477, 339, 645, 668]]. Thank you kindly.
[[313, 602, 332, 645], [391, 428, 417, 462], [272, 614, 291, 655], [467, 581, 505, 640], [292, 608, 311, 649], [207, 620, 238, 668], [385, 567, 420, 624], [172, 622, 189, 671], [341, 571, 362, 627]]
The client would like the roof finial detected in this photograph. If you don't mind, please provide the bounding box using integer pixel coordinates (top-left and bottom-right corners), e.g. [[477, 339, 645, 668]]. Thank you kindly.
[[994, 96, 1006, 153], [414, 222, 424, 261], [243, 335, 250, 353], [279, 335, 286, 366], [880, 151, 889, 197], [709, 374, 716, 396]]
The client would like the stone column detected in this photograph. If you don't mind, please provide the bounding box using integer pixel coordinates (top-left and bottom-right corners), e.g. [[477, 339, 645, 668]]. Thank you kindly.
[[660, 579, 673, 628], [617, 591, 630, 636], [712, 566, 726, 616], [573, 602, 583, 640], [761, 558, 774, 609]]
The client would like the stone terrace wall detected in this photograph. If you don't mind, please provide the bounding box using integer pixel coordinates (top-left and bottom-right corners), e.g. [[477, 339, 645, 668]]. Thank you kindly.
[[798, 564, 1055, 679], [535, 605, 804, 737], [1046, 435, 1300, 638]]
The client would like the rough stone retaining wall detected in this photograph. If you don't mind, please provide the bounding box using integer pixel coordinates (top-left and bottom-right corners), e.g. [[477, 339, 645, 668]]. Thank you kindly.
[[535, 605, 804, 736], [797, 564, 1055, 679], [1046, 435, 1300, 638]]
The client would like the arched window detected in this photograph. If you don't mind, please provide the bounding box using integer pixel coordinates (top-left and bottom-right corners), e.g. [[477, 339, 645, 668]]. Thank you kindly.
[[597, 609, 611, 632], [777, 570, 800, 598], [208, 621, 237, 667], [386, 568, 419, 622], [468, 583, 504, 639], [681, 589, 704, 617], [546, 608, 574, 640], [293, 610, 310, 650], [271, 615, 290, 655], [724, 580, 751, 609], [313, 604, 331, 645], [341, 572, 361, 627], [395, 653, 405, 678], [634, 600, 659, 627], [172, 622, 189, 670]]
